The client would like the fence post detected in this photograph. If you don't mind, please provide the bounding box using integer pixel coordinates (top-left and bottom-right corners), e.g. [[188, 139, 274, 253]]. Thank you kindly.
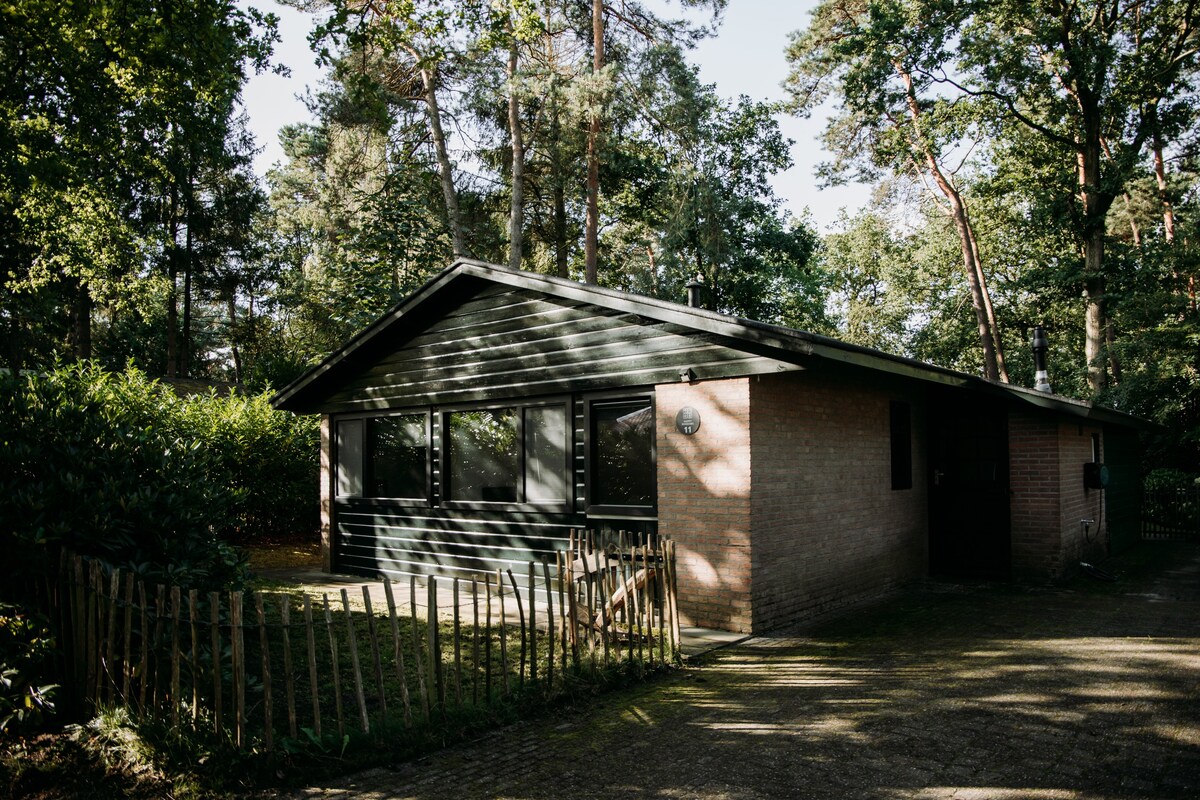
[[255, 593, 274, 751], [362, 584, 387, 723], [382, 580, 412, 727], [339, 588, 369, 735], [230, 591, 245, 749]]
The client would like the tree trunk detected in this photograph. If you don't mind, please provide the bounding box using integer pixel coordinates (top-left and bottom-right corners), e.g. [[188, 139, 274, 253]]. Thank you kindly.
[[1153, 135, 1175, 243], [896, 65, 1005, 381], [507, 26, 525, 272], [227, 293, 242, 384], [166, 188, 179, 378], [548, 89, 568, 278], [71, 280, 92, 360], [416, 58, 467, 259], [181, 169, 194, 379], [584, 0, 603, 284], [1078, 129, 1112, 394]]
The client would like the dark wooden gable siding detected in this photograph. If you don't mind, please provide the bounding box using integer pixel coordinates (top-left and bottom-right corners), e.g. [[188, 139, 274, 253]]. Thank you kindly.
[[316, 284, 799, 413]]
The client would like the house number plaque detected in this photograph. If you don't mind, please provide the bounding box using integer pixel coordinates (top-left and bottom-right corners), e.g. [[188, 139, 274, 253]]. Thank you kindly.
[[675, 407, 701, 435]]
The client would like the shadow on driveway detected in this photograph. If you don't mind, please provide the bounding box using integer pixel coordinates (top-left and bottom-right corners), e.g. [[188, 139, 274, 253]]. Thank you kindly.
[[291, 542, 1200, 800]]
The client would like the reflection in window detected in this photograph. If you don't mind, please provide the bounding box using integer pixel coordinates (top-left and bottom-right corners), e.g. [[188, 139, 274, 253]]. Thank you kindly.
[[448, 408, 519, 502], [336, 419, 364, 497], [369, 415, 427, 499], [592, 399, 655, 507], [525, 406, 567, 502]]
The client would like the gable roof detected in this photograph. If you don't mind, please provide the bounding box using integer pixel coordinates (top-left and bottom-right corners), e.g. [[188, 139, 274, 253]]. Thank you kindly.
[[271, 259, 1145, 428]]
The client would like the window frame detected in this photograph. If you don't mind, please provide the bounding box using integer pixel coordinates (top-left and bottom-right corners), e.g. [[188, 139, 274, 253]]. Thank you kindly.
[[890, 400, 913, 491], [583, 391, 658, 519], [439, 396, 572, 512], [333, 408, 433, 506]]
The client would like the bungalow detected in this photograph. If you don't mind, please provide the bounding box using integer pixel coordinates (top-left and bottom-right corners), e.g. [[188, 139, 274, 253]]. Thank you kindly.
[[272, 259, 1143, 634]]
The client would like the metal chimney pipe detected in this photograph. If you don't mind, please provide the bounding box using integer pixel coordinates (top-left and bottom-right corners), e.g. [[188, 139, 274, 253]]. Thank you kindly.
[[1032, 325, 1052, 393], [686, 274, 704, 308]]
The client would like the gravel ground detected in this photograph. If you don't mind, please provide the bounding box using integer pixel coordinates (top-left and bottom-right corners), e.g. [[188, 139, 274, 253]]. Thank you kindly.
[[288, 543, 1200, 800]]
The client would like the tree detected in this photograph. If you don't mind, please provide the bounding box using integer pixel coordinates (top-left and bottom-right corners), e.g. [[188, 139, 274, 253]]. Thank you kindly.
[[0, 0, 278, 372], [957, 0, 1200, 392], [784, 0, 1009, 381]]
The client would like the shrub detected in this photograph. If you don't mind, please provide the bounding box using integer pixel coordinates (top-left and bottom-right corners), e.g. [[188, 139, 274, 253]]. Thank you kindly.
[[0, 364, 318, 592], [0, 603, 57, 732]]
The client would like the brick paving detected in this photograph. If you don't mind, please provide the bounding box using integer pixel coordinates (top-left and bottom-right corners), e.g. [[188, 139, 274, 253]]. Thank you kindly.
[[290, 543, 1200, 800]]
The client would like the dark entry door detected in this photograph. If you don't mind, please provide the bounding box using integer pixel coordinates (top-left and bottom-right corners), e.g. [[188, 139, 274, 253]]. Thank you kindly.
[[928, 393, 1011, 579]]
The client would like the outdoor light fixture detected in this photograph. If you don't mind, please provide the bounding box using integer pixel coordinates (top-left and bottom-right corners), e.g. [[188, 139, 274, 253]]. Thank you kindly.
[[679, 367, 696, 383]]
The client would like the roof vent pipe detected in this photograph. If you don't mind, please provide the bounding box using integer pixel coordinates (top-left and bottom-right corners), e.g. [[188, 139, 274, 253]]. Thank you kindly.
[[686, 274, 704, 308], [1032, 325, 1052, 394]]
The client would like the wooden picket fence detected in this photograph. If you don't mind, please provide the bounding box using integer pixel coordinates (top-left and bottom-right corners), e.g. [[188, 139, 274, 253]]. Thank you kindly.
[[52, 530, 680, 750]]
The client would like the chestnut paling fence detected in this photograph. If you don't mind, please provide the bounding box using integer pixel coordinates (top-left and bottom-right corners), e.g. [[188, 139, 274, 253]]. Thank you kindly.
[[53, 531, 680, 749]]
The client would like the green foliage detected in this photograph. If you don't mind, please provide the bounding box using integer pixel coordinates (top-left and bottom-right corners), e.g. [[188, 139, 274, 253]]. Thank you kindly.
[[0, 604, 57, 733], [0, 364, 317, 591]]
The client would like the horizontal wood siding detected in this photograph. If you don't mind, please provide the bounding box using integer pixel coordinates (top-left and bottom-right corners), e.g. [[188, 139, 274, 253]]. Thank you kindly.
[[329, 397, 657, 582], [318, 286, 798, 412], [334, 505, 577, 580]]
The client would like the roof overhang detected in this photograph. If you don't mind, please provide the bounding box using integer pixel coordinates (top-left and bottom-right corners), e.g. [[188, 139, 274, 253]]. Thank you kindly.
[[271, 259, 1150, 431]]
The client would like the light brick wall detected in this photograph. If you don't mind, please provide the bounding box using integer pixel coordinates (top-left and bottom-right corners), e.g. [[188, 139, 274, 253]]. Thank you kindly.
[[1057, 421, 1108, 571], [1010, 411, 1107, 580], [656, 378, 754, 632], [320, 414, 333, 571], [748, 371, 928, 631]]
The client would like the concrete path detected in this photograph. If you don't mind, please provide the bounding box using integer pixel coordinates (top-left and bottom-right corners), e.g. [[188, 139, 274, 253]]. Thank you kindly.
[[289, 543, 1200, 800]]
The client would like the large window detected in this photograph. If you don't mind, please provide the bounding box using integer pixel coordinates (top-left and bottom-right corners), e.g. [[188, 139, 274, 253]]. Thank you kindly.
[[447, 408, 520, 502], [336, 401, 568, 506], [336, 412, 429, 501], [368, 414, 428, 499], [589, 397, 656, 513], [445, 403, 569, 505]]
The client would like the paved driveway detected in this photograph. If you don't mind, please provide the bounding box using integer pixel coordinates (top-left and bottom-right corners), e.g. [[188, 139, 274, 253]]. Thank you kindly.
[[292, 544, 1200, 800]]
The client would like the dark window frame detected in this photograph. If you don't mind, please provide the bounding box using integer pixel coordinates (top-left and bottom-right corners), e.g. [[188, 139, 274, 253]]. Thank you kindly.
[[890, 400, 913, 491], [439, 396, 572, 512], [333, 408, 433, 506], [366, 411, 433, 502], [584, 390, 658, 519]]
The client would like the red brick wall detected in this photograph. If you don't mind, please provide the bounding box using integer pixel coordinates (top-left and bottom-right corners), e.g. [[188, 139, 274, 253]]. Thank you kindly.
[[748, 370, 928, 631], [656, 378, 754, 632], [1010, 411, 1107, 580]]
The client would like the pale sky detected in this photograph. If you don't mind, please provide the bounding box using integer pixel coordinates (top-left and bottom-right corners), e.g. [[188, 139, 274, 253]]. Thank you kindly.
[[237, 0, 871, 232]]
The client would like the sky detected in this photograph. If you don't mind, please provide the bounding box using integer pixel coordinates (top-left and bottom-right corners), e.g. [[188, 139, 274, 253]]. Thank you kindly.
[[237, 0, 872, 233]]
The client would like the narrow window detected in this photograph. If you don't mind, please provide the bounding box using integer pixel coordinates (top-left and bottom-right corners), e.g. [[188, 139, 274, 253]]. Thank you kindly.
[[890, 400, 913, 490], [368, 414, 427, 500], [525, 405, 568, 503], [447, 408, 519, 502], [591, 398, 656, 509], [335, 419, 364, 497]]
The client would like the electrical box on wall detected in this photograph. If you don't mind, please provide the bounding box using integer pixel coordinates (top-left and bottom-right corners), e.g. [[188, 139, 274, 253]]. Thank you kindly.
[[1084, 462, 1110, 489]]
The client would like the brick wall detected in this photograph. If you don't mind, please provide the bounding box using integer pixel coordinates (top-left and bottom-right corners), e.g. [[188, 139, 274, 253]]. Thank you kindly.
[[656, 378, 754, 632], [320, 414, 333, 571], [1010, 410, 1107, 580], [748, 370, 928, 631]]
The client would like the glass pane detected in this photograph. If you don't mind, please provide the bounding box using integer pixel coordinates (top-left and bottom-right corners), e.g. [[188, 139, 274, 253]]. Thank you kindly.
[[592, 399, 655, 507], [368, 415, 427, 499], [336, 419, 363, 497], [448, 408, 519, 502], [525, 406, 567, 503]]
